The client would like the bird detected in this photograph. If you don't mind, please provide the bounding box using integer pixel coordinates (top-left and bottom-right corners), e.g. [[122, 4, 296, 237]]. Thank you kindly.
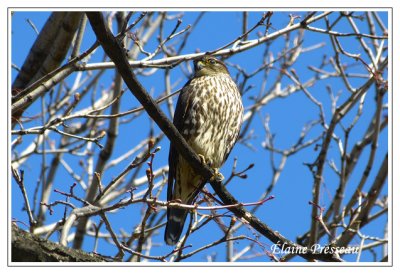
[[164, 55, 244, 245]]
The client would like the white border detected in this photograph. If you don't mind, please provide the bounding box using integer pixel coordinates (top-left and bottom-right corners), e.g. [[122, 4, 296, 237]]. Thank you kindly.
[[2, 1, 398, 273]]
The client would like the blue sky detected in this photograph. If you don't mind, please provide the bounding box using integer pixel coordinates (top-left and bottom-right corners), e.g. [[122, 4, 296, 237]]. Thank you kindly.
[[10, 10, 389, 262]]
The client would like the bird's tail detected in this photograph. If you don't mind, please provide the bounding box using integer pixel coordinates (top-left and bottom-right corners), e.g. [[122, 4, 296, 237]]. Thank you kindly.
[[164, 207, 188, 245]]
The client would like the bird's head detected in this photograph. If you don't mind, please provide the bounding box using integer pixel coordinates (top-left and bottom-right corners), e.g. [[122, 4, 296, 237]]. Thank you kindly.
[[193, 55, 229, 77]]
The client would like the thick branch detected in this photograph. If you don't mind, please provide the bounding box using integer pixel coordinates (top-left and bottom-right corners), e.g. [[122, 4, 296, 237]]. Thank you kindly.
[[12, 12, 83, 126], [11, 224, 105, 262]]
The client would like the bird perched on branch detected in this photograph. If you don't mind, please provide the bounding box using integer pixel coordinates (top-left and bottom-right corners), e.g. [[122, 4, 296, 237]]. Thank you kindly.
[[165, 55, 244, 245]]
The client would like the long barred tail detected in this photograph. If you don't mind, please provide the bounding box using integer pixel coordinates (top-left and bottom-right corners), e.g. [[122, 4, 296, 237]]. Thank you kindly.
[[164, 207, 188, 245]]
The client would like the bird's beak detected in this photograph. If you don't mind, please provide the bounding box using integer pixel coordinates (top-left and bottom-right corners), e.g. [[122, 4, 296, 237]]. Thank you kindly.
[[196, 60, 205, 71]]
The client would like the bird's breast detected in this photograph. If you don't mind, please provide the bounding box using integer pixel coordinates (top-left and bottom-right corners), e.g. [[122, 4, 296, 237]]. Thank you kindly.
[[183, 75, 243, 168]]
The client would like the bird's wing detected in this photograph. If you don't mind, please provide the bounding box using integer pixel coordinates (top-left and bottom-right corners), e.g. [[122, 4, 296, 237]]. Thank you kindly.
[[167, 81, 194, 201]]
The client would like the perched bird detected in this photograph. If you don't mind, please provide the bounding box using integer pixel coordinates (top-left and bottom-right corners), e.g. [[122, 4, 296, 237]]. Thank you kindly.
[[165, 55, 244, 245]]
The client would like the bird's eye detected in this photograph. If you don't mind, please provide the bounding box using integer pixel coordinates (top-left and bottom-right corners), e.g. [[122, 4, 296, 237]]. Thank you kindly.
[[208, 59, 216, 65]]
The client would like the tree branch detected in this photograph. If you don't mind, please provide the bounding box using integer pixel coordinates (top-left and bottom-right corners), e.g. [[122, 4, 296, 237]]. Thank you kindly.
[[11, 224, 105, 262]]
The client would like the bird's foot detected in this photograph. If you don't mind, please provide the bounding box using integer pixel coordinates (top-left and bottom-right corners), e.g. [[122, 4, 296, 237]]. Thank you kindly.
[[210, 168, 225, 182], [198, 154, 207, 165], [198, 154, 212, 166], [197, 154, 222, 181]]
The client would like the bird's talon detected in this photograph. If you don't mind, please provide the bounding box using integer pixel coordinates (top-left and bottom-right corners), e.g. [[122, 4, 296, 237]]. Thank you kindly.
[[211, 168, 224, 182], [198, 154, 213, 166], [198, 154, 206, 165]]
